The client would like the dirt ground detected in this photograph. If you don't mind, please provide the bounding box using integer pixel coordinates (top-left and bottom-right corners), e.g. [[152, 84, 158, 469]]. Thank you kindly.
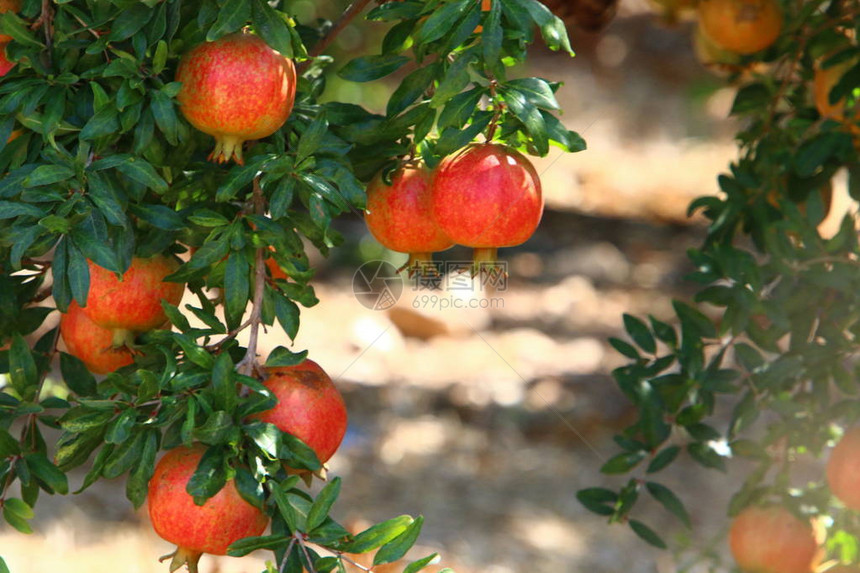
[[0, 2, 793, 572]]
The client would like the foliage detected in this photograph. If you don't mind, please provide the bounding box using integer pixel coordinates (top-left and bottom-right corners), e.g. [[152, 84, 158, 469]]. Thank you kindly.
[[0, 0, 584, 572], [577, 0, 860, 566]]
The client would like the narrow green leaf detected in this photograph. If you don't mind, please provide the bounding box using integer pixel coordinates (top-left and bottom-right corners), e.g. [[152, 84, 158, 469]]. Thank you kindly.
[[646, 482, 691, 528], [338, 55, 410, 83], [207, 0, 251, 40], [0, 428, 20, 457], [629, 519, 667, 549], [109, 4, 154, 41], [646, 445, 680, 474], [25, 453, 69, 494], [403, 553, 440, 573], [374, 515, 424, 565], [9, 334, 38, 401], [3, 498, 34, 520], [251, 0, 292, 57], [187, 446, 227, 504], [265, 346, 308, 367], [339, 515, 414, 553], [623, 314, 657, 354], [576, 487, 618, 516], [609, 337, 639, 360], [415, 0, 471, 45], [600, 451, 647, 474], [228, 534, 291, 557], [126, 430, 158, 509], [387, 64, 438, 117], [307, 477, 341, 532], [105, 408, 137, 444], [102, 431, 146, 480]]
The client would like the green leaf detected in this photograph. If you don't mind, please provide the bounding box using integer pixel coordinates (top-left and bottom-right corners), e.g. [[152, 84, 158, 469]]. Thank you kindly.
[[387, 64, 438, 117], [296, 114, 329, 164], [251, 0, 292, 57], [339, 515, 414, 553], [187, 446, 226, 504], [649, 315, 677, 346], [374, 515, 424, 565], [506, 78, 560, 111], [3, 498, 34, 520], [80, 107, 120, 140], [482, 0, 502, 64], [109, 4, 154, 41], [224, 252, 250, 330], [102, 431, 146, 480], [687, 442, 727, 472], [646, 482, 691, 528], [3, 505, 32, 533], [629, 519, 667, 549], [126, 430, 158, 509], [338, 55, 410, 83], [730, 82, 771, 115], [115, 158, 168, 192], [24, 164, 75, 187], [0, 428, 20, 457], [193, 411, 236, 445], [25, 453, 69, 494], [0, 556, 8, 573], [600, 451, 647, 474], [403, 554, 440, 573], [646, 445, 680, 473], [415, 0, 471, 45], [576, 487, 618, 516], [207, 0, 251, 40], [9, 334, 38, 401], [227, 534, 291, 557], [307, 477, 341, 532], [105, 408, 137, 444], [212, 353, 238, 413], [265, 346, 308, 367], [623, 314, 657, 354], [517, 0, 573, 54], [609, 337, 639, 360]]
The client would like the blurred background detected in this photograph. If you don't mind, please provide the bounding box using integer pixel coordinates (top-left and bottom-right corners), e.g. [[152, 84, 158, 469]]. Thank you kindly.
[[4, 0, 838, 571]]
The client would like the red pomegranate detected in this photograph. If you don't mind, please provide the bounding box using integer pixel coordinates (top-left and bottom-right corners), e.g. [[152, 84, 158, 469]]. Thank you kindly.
[[431, 143, 543, 266], [83, 255, 184, 344], [728, 505, 819, 573], [176, 33, 297, 165], [365, 163, 453, 272], [148, 445, 269, 573], [827, 426, 860, 510], [0, 42, 14, 77], [252, 359, 347, 466], [0, 0, 21, 43], [60, 301, 135, 375]]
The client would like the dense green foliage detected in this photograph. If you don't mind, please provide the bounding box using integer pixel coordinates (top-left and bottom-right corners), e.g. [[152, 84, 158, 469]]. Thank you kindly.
[[577, 0, 860, 567], [0, 0, 584, 571]]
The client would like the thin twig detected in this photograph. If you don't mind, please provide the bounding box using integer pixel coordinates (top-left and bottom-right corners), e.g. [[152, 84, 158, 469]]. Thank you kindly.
[[236, 177, 267, 377], [296, 0, 376, 74]]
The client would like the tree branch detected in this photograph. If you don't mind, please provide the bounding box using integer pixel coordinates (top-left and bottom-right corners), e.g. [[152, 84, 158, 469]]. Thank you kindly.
[[236, 178, 268, 378], [297, 0, 376, 74]]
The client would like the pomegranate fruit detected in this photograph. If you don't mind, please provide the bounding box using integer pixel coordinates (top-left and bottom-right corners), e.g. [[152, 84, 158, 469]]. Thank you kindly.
[[827, 426, 860, 510], [728, 505, 819, 573], [814, 60, 858, 123], [698, 0, 782, 55], [0, 0, 21, 43], [251, 359, 347, 466], [176, 32, 297, 164], [83, 255, 184, 345], [60, 301, 135, 375], [148, 445, 269, 573], [365, 163, 453, 272], [0, 42, 14, 77], [430, 143, 543, 266]]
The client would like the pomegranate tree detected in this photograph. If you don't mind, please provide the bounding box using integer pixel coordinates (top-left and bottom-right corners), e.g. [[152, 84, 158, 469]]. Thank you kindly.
[[148, 445, 269, 573], [176, 32, 297, 164], [365, 162, 453, 273], [252, 359, 348, 467], [59, 301, 135, 375], [430, 143, 543, 267], [0, 1, 586, 572], [83, 255, 184, 345]]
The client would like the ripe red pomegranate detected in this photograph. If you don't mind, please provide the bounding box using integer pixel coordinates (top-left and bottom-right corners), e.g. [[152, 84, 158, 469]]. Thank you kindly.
[[148, 445, 269, 573], [728, 505, 819, 573], [0, 42, 14, 77], [83, 255, 184, 344], [0, 0, 21, 43], [251, 359, 347, 466], [176, 33, 297, 165], [431, 143, 543, 266], [365, 163, 453, 272], [827, 426, 860, 510], [60, 301, 134, 375]]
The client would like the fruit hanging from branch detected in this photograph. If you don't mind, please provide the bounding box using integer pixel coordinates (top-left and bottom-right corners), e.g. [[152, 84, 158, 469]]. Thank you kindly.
[[827, 426, 860, 511], [176, 32, 298, 165], [430, 143, 543, 268], [60, 301, 135, 375], [147, 445, 270, 573], [697, 0, 782, 54], [251, 359, 348, 469], [82, 255, 185, 346], [728, 505, 820, 573], [365, 162, 453, 274]]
